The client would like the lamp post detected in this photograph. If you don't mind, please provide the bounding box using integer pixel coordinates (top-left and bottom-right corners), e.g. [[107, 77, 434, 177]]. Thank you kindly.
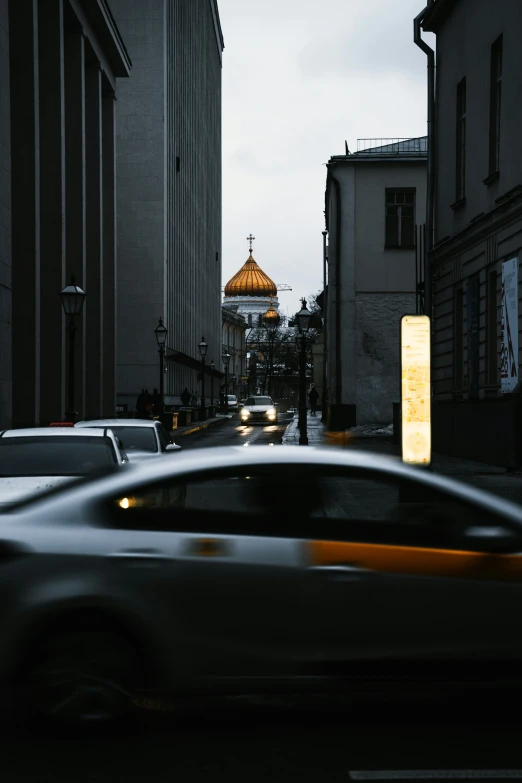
[[296, 297, 312, 445], [222, 351, 230, 412], [210, 361, 215, 406], [60, 278, 86, 422], [198, 336, 208, 419], [154, 317, 168, 415], [246, 367, 250, 396]]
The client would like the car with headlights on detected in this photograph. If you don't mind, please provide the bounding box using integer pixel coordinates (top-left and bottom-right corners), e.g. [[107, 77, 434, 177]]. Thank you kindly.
[[240, 395, 278, 424], [2, 446, 522, 725], [0, 427, 127, 506], [75, 419, 181, 463]]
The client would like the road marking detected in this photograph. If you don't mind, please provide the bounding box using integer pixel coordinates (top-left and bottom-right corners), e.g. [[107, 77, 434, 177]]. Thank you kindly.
[[349, 772, 522, 781]]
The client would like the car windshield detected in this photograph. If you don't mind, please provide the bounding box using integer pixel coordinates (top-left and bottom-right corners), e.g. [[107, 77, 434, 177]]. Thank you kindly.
[[0, 437, 117, 476], [245, 397, 273, 406], [227, 395, 237, 401], [102, 426, 158, 454]]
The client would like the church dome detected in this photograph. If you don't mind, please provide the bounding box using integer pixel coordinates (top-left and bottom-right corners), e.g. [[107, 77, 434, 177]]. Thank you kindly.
[[263, 298, 280, 326], [224, 235, 277, 298]]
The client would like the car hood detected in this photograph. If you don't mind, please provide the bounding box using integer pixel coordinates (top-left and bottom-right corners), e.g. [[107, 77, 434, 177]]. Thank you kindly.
[[243, 405, 274, 412], [0, 476, 78, 505]]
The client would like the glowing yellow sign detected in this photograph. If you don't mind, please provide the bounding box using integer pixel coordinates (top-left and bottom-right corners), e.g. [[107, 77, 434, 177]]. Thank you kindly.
[[401, 314, 431, 466]]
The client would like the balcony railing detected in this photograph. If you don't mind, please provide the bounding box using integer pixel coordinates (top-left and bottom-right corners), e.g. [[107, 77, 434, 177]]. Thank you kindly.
[[355, 137, 428, 155]]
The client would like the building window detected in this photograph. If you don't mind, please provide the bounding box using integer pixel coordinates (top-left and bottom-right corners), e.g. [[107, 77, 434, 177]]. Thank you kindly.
[[385, 189, 415, 248], [454, 287, 464, 390], [456, 78, 466, 201], [487, 270, 498, 384], [489, 35, 503, 176]]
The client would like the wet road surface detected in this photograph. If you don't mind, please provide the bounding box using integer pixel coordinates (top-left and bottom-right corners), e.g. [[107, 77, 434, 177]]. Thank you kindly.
[[179, 412, 294, 449]]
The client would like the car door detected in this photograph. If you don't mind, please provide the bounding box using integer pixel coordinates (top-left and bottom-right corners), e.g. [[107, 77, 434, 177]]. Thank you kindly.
[[299, 466, 522, 666], [99, 465, 312, 678]]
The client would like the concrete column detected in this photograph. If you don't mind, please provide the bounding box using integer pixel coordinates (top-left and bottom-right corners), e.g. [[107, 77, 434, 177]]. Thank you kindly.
[[85, 61, 103, 419], [9, 0, 40, 427], [64, 26, 86, 420], [38, 0, 66, 425], [102, 86, 116, 417]]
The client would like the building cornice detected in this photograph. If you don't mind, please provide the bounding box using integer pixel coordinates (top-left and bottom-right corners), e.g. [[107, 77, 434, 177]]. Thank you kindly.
[[431, 186, 522, 265], [70, 0, 132, 78], [327, 156, 427, 167], [422, 0, 460, 33]]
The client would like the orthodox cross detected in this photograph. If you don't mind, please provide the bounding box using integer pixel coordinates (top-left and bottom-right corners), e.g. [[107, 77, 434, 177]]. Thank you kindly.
[[246, 234, 255, 254]]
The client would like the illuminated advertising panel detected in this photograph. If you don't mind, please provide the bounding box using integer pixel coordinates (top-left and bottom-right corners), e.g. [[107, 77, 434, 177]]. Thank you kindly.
[[401, 314, 431, 466]]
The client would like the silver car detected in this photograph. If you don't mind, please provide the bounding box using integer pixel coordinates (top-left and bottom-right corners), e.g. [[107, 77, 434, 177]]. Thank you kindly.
[[0, 427, 127, 506], [2, 446, 522, 724], [75, 418, 181, 462]]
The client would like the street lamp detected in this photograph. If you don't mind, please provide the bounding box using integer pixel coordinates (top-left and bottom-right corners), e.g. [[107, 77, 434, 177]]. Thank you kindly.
[[222, 351, 230, 412], [60, 277, 86, 422], [296, 297, 312, 445], [198, 336, 208, 419], [246, 367, 250, 396], [210, 361, 215, 406], [154, 317, 168, 415]]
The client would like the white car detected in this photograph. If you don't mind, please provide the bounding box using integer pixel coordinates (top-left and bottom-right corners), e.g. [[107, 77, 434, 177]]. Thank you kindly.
[[0, 427, 127, 505], [75, 419, 181, 462], [1, 446, 522, 725], [227, 395, 239, 412], [240, 395, 278, 424]]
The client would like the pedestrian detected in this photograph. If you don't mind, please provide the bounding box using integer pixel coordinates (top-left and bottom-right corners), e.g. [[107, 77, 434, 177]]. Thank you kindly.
[[308, 385, 319, 416], [136, 388, 146, 418], [152, 387, 161, 414], [180, 387, 191, 407]]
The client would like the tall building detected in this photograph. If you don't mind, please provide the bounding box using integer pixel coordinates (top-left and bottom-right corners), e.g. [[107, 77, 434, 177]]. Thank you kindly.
[[325, 137, 427, 427], [421, 0, 522, 466], [109, 0, 224, 411], [0, 0, 131, 428]]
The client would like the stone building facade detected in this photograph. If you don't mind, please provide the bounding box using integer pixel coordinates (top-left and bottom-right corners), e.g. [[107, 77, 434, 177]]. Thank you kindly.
[[422, 0, 522, 466], [109, 0, 224, 410], [0, 0, 130, 428], [325, 138, 427, 426]]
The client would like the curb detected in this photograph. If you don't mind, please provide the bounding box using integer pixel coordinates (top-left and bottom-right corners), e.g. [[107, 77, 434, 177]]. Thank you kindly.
[[281, 417, 299, 444], [173, 415, 233, 438]]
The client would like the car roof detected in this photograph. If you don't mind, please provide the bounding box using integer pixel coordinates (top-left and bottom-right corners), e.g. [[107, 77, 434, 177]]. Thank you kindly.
[[0, 427, 111, 438], [8, 444, 522, 525], [75, 420, 158, 429]]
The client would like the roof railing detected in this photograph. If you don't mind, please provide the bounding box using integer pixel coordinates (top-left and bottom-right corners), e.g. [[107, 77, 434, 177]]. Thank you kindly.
[[355, 137, 428, 155]]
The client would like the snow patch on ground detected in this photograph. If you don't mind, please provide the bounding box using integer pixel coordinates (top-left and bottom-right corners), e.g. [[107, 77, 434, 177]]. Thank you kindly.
[[348, 423, 393, 437]]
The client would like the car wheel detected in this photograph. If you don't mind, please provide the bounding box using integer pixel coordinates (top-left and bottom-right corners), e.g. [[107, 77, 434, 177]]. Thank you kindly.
[[23, 631, 143, 727]]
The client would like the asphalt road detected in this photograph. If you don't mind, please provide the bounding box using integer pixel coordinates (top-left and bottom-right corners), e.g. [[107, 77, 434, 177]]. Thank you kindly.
[[3, 694, 522, 782], [179, 412, 294, 449]]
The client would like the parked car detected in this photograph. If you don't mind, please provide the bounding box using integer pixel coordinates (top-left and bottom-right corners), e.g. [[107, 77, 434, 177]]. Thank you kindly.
[[227, 395, 239, 412], [1, 445, 522, 725], [0, 427, 127, 506], [240, 395, 278, 424], [75, 419, 181, 462]]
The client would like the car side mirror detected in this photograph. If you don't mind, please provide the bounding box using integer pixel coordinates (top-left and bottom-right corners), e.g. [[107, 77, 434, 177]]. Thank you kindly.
[[165, 443, 181, 452], [274, 402, 279, 407]]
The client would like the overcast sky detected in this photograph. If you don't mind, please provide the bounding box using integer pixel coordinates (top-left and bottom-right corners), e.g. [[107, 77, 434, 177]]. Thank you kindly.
[[218, 0, 435, 317]]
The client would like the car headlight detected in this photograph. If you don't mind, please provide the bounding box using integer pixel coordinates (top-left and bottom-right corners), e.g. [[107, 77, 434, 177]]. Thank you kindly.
[[241, 409, 250, 417], [267, 408, 276, 417]]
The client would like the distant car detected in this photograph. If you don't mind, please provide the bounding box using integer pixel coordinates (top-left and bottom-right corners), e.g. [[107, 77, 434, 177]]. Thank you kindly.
[[240, 395, 278, 424], [75, 419, 181, 462], [0, 427, 127, 506], [227, 395, 239, 412]]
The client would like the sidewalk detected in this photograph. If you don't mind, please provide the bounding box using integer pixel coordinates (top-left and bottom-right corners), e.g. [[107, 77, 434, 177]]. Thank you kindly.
[[282, 412, 522, 503], [171, 413, 232, 439]]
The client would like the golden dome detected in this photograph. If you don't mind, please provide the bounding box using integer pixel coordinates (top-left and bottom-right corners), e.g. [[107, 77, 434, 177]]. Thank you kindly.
[[263, 299, 280, 325], [224, 235, 277, 298]]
